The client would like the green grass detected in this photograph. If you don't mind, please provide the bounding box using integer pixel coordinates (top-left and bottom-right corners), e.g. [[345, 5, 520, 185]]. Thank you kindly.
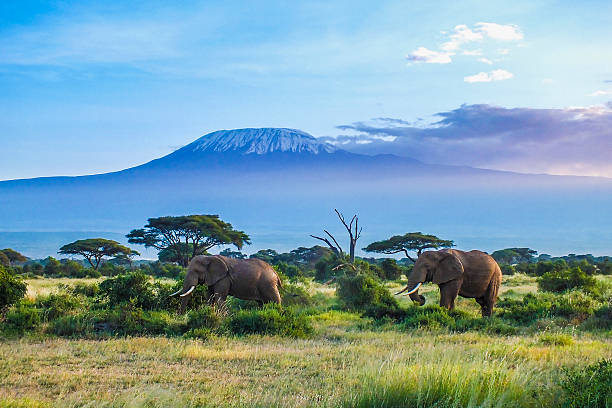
[[0, 276, 610, 407]]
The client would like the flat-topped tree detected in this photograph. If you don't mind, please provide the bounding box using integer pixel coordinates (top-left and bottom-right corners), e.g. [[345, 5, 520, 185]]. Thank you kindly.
[[363, 232, 454, 263], [59, 239, 138, 270], [127, 215, 250, 267], [0, 249, 28, 266]]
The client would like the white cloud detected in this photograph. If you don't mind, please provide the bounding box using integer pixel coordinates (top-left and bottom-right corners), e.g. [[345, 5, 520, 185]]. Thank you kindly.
[[464, 69, 513, 83], [440, 24, 483, 51], [475, 23, 523, 41], [463, 49, 482, 56], [478, 57, 493, 65], [406, 47, 452, 64], [588, 90, 612, 96], [498, 48, 510, 55], [542, 78, 554, 84]]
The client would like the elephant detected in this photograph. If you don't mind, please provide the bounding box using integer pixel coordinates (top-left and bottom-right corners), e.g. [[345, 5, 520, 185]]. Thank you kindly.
[[395, 249, 502, 317], [170, 255, 282, 312]]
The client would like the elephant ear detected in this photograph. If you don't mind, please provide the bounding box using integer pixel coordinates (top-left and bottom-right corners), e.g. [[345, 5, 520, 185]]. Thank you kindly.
[[433, 253, 464, 284], [204, 256, 230, 286]]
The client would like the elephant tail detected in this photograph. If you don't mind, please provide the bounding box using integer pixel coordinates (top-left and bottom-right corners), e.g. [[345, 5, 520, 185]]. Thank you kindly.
[[276, 272, 283, 288]]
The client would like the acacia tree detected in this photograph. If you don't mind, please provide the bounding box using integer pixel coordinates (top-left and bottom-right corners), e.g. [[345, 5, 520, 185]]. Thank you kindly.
[[0, 249, 27, 266], [59, 238, 138, 270], [363, 232, 454, 263], [311, 209, 362, 263], [126, 215, 250, 267]]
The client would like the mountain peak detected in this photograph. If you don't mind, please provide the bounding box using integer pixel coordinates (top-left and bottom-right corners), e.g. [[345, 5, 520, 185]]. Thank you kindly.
[[180, 128, 338, 155]]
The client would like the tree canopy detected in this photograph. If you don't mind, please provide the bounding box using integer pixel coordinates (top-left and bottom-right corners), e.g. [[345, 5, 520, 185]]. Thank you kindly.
[[491, 248, 537, 265], [363, 232, 454, 262], [127, 215, 250, 267], [0, 249, 27, 266], [59, 239, 138, 270]]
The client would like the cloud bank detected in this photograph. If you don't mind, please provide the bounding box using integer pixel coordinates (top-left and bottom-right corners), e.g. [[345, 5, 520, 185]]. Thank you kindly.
[[327, 103, 612, 177]]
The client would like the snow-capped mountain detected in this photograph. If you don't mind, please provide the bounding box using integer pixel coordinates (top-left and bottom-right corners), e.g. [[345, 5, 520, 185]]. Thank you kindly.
[[179, 128, 337, 155], [2, 128, 611, 257]]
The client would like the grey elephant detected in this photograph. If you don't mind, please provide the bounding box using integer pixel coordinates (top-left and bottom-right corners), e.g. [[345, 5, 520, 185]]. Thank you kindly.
[[395, 249, 502, 317], [170, 255, 282, 312]]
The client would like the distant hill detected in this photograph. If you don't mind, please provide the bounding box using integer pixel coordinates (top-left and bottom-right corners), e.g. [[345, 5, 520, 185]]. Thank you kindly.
[[2, 128, 612, 257]]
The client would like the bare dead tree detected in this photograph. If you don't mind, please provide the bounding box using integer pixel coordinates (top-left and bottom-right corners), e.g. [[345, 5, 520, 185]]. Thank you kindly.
[[311, 208, 362, 263]]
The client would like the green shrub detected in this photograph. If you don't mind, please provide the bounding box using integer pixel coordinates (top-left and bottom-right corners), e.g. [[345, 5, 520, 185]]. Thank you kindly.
[[98, 272, 156, 309], [400, 305, 455, 330], [0, 265, 27, 312], [187, 305, 223, 330], [183, 327, 215, 340], [4, 303, 41, 332], [538, 266, 598, 294], [280, 283, 313, 307], [561, 359, 612, 408], [227, 304, 313, 338], [35, 292, 82, 321], [49, 307, 185, 337], [50, 314, 93, 336], [582, 303, 612, 330], [69, 282, 100, 297], [497, 292, 597, 324], [336, 273, 404, 319]]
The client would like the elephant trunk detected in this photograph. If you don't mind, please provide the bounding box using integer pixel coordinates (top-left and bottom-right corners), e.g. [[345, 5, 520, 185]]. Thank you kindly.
[[396, 265, 427, 306], [178, 271, 199, 313]]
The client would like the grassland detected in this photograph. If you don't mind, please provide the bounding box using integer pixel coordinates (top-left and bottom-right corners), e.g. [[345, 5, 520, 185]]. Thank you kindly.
[[0, 275, 610, 407]]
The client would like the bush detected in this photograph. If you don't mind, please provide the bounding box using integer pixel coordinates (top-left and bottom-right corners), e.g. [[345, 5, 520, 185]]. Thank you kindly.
[[538, 333, 574, 346], [69, 282, 100, 297], [280, 283, 313, 307], [538, 266, 598, 294], [98, 272, 157, 309], [227, 304, 313, 338], [380, 259, 403, 280], [336, 273, 404, 319], [497, 292, 597, 324], [4, 303, 41, 332], [50, 307, 185, 337], [35, 292, 82, 321], [187, 305, 223, 330], [582, 303, 612, 330], [0, 265, 27, 312], [561, 359, 612, 408]]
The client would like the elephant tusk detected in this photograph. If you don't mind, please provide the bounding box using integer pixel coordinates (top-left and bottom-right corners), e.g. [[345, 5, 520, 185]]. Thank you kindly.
[[180, 286, 196, 297], [168, 289, 183, 297], [403, 282, 422, 295]]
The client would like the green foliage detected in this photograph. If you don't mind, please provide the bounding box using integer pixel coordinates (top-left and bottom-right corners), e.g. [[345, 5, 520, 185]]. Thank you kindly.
[[582, 303, 612, 330], [561, 359, 612, 408], [0, 252, 9, 267], [538, 333, 573, 346], [491, 248, 537, 264], [69, 281, 100, 297], [4, 303, 41, 332], [497, 292, 597, 324], [35, 292, 82, 321], [0, 248, 27, 265], [186, 305, 223, 330], [314, 255, 343, 282], [59, 238, 137, 270], [98, 272, 157, 309], [538, 266, 599, 294], [380, 258, 403, 280], [0, 265, 27, 312], [363, 232, 454, 260], [127, 214, 250, 267], [279, 283, 313, 307], [336, 272, 404, 319], [49, 307, 185, 337], [500, 264, 516, 275], [227, 304, 313, 338]]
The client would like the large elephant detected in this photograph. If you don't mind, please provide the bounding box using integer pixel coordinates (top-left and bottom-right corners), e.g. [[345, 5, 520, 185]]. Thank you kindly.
[[170, 255, 282, 312], [395, 249, 502, 317]]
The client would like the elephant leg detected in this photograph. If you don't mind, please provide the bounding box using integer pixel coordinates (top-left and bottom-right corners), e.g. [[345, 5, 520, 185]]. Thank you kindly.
[[439, 279, 461, 310], [258, 284, 282, 305], [212, 279, 231, 309], [475, 297, 489, 317], [480, 277, 500, 317]]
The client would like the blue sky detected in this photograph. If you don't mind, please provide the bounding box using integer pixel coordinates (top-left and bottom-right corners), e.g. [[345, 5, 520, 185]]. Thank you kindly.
[[1, 0, 612, 180]]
